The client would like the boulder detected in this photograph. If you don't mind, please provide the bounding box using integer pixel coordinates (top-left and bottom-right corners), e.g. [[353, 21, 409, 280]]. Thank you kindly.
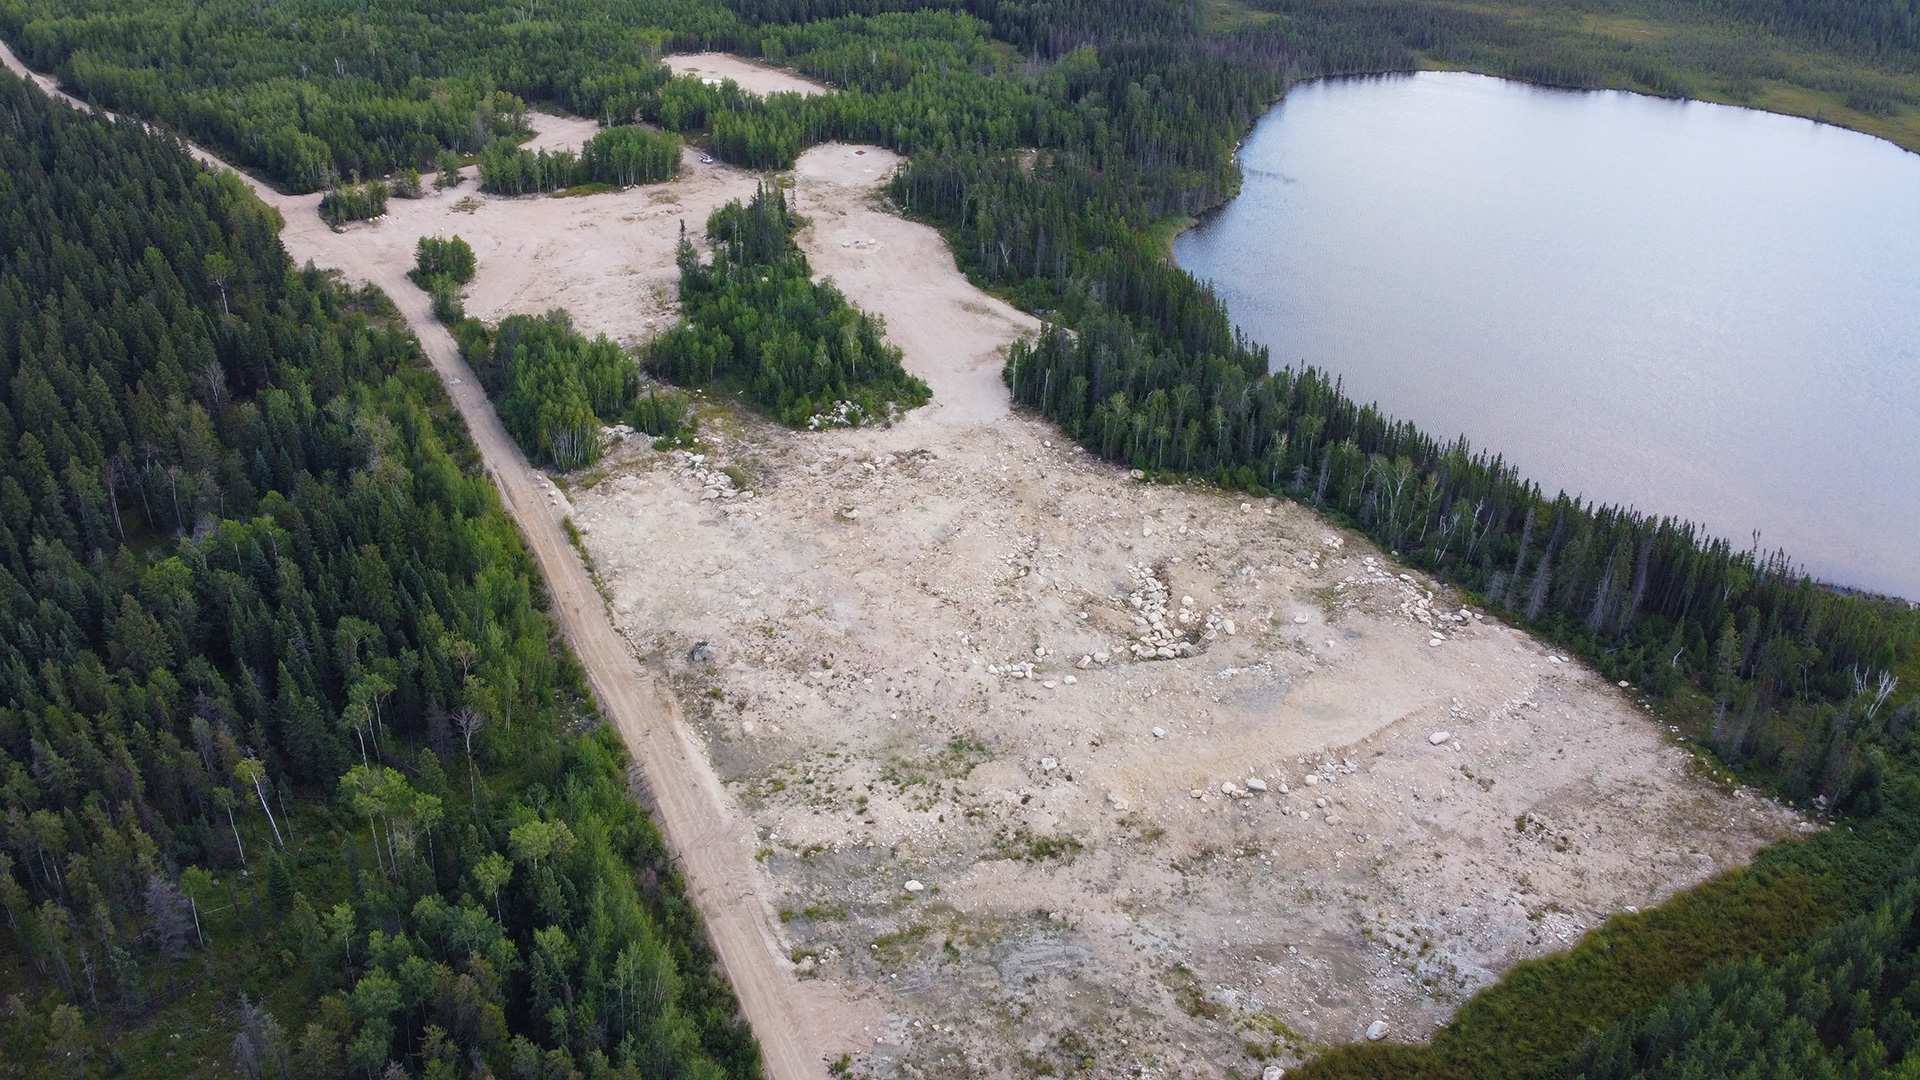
[[1366, 1020, 1388, 1041]]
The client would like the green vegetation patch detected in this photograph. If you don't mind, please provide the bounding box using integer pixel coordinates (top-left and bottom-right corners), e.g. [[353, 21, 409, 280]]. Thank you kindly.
[[647, 184, 930, 428], [0, 73, 756, 1080]]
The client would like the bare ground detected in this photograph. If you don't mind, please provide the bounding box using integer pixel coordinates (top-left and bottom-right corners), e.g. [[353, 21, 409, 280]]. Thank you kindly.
[[3, 43, 1807, 1080], [666, 53, 833, 97]]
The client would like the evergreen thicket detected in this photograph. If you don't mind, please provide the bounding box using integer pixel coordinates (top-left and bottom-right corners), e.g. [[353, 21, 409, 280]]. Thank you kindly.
[[647, 185, 931, 427], [317, 180, 389, 227], [480, 127, 682, 195], [0, 73, 756, 1080], [458, 313, 645, 471], [410, 237, 477, 292]]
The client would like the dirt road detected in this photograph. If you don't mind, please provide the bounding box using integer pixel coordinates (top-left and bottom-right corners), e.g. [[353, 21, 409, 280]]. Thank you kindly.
[[0, 43, 828, 1080]]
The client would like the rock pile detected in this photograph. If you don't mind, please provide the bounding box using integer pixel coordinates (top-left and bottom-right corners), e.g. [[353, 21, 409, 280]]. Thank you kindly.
[[1125, 565, 1195, 660], [678, 451, 750, 502]]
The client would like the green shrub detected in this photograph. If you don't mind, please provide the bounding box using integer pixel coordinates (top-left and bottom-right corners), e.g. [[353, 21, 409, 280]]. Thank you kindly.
[[317, 179, 387, 226]]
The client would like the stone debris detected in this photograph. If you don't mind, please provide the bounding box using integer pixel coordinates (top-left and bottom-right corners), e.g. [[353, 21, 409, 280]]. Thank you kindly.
[[903, 880, 925, 893], [1429, 731, 1453, 745], [1126, 565, 1196, 659], [678, 451, 749, 501], [1366, 1020, 1389, 1041], [1245, 777, 1268, 792], [1151, 726, 1166, 738], [1264, 1066, 1286, 1080], [688, 641, 717, 664], [1040, 757, 1059, 772]]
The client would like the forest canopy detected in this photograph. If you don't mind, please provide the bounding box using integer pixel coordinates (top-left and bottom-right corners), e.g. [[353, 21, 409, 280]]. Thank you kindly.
[[0, 72, 757, 1080]]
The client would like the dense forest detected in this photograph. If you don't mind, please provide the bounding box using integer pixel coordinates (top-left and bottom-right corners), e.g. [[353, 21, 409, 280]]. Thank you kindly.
[[646, 185, 930, 426], [1, 0, 1917, 1077], [0, 74, 757, 1080]]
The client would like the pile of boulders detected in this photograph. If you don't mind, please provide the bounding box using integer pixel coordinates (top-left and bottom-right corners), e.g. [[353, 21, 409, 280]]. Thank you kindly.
[[677, 451, 750, 502], [1125, 565, 1194, 660]]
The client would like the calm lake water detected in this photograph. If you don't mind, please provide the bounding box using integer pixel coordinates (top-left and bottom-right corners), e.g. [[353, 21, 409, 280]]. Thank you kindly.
[[1174, 72, 1920, 600]]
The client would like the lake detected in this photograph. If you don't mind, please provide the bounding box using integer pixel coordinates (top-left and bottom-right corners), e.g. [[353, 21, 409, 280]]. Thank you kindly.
[[1174, 72, 1920, 600]]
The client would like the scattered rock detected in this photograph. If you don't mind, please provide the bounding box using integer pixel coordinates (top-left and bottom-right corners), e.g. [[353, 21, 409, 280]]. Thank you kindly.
[[1303, 775, 1320, 787], [1223, 618, 1237, 635], [903, 880, 925, 893], [1151, 726, 1166, 738], [1264, 1066, 1286, 1080], [1245, 777, 1268, 792], [1366, 1020, 1389, 1041], [1077, 655, 1092, 669], [1040, 757, 1059, 772], [688, 641, 716, 663], [1293, 613, 1310, 624], [1429, 731, 1452, 745]]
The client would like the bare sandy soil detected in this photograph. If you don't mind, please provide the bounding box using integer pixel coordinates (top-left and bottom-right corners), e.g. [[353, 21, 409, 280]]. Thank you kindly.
[[4, 42, 1806, 1080], [667, 52, 833, 96], [567, 392, 1799, 1079], [529, 129, 1798, 1080]]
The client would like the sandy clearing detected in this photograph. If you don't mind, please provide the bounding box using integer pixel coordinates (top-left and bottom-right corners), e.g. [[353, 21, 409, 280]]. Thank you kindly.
[[539, 141, 1798, 1078], [666, 52, 832, 96], [519, 110, 605, 154], [793, 144, 1040, 427], [278, 139, 764, 350], [5, 40, 1808, 1080], [569, 415, 1800, 1078]]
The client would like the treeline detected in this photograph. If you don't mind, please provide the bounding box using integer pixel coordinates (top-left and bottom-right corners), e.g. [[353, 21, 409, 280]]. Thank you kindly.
[[0, 73, 756, 1080], [479, 126, 682, 196], [1004, 309, 1916, 805], [647, 185, 930, 427]]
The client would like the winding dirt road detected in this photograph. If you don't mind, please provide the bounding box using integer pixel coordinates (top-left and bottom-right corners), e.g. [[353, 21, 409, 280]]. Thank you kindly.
[[0, 45, 823, 1080]]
